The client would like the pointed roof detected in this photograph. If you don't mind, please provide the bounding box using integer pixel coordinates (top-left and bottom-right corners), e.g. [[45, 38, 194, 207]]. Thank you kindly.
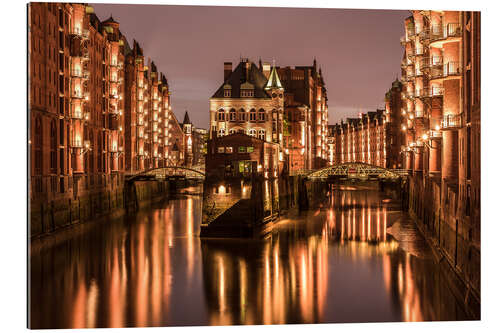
[[102, 15, 118, 25], [211, 60, 271, 99], [182, 111, 192, 125], [265, 63, 283, 90]]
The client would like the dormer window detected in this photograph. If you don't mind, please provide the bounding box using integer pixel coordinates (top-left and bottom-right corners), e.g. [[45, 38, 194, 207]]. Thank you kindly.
[[240, 82, 254, 98], [241, 89, 254, 97], [223, 83, 232, 98]]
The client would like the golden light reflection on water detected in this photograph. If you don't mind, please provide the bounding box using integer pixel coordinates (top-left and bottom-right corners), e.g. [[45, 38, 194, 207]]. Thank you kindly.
[[30, 187, 470, 329]]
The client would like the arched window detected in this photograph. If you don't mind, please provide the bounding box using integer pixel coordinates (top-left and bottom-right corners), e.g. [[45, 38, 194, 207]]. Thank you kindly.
[[218, 109, 225, 121], [249, 108, 256, 122], [50, 120, 57, 173], [34, 117, 42, 174], [258, 108, 265, 122], [229, 108, 236, 122], [248, 129, 256, 137], [258, 129, 266, 140], [238, 108, 246, 122], [229, 128, 236, 135], [218, 128, 225, 137]]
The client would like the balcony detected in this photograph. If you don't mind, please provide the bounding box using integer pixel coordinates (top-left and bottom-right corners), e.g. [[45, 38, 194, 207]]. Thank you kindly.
[[71, 90, 88, 99], [71, 28, 89, 39], [414, 110, 424, 118], [429, 86, 444, 96], [442, 113, 463, 130], [429, 129, 442, 138], [429, 66, 444, 80], [443, 62, 461, 77], [418, 28, 429, 40], [71, 109, 83, 119], [414, 48, 425, 56], [430, 23, 462, 42]]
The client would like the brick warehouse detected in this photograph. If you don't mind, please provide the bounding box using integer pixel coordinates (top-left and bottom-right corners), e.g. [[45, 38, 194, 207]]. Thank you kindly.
[[208, 58, 329, 175], [28, 3, 188, 236], [398, 10, 480, 308]]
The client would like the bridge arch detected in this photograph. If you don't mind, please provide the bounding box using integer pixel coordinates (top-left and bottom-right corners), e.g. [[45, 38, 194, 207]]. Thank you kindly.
[[126, 166, 206, 182], [305, 162, 407, 181]]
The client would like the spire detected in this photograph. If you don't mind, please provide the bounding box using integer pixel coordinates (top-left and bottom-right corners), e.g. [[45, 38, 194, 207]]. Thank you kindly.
[[265, 62, 283, 90], [183, 110, 192, 125]]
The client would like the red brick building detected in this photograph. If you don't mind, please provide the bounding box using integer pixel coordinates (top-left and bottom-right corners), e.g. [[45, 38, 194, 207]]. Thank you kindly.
[[209, 58, 329, 174], [28, 3, 185, 232], [206, 133, 280, 179], [327, 109, 393, 168], [399, 10, 481, 301], [277, 60, 329, 170]]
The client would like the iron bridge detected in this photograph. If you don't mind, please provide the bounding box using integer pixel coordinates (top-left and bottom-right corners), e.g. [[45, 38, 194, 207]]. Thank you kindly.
[[125, 166, 205, 182], [305, 162, 409, 181]]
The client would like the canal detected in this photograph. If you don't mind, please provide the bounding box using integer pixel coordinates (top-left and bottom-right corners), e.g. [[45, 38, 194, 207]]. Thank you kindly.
[[29, 184, 472, 328]]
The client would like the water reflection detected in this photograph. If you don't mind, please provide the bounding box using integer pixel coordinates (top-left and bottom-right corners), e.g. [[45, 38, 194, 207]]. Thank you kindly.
[[30, 185, 471, 329]]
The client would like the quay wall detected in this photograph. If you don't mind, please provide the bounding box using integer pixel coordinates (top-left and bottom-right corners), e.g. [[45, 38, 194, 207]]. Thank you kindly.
[[30, 180, 173, 239], [406, 174, 480, 318]]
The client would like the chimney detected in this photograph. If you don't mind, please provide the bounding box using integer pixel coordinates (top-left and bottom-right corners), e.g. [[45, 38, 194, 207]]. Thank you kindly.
[[262, 62, 271, 79], [224, 62, 232, 81]]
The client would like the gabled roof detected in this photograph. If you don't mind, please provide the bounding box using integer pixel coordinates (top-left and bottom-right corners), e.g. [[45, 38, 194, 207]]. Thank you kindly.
[[211, 60, 271, 99], [102, 15, 118, 25]]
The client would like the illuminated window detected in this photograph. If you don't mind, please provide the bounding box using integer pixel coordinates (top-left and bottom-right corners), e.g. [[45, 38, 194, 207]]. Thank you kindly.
[[229, 108, 236, 121], [218, 109, 225, 121], [217, 147, 225, 153], [238, 146, 246, 153], [247, 147, 254, 153], [258, 129, 266, 140], [258, 108, 265, 121], [218, 128, 225, 137], [248, 129, 256, 137], [238, 108, 246, 122], [249, 108, 256, 121], [225, 146, 233, 153]]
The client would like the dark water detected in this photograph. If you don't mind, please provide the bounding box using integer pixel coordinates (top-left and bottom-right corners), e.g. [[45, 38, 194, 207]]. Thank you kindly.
[[29, 185, 472, 329]]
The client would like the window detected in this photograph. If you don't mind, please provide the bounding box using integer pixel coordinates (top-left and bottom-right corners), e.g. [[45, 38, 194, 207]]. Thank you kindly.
[[258, 129, 266, 140], [224, 89, 231, 97], [217, 147, 225, 153], [50, 120, 57, 173], [238, 146, 246, 153], [218, 109, 225, 121], [225, 147, 233, 153], [240, 89, 254, 97], [250, 109, 256, 121], [229, 108, 236, 121], [238, 108, 246, 122], [258, 109, 265, 121], [247, 147, 254, 153], [218, 128, 225, 137], [34, 117, 42, 174], [248, 129, 256, 137]]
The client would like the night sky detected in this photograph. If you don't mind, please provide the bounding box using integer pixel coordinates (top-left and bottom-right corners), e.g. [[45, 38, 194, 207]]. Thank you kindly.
[[92, 3, 410, 128]]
